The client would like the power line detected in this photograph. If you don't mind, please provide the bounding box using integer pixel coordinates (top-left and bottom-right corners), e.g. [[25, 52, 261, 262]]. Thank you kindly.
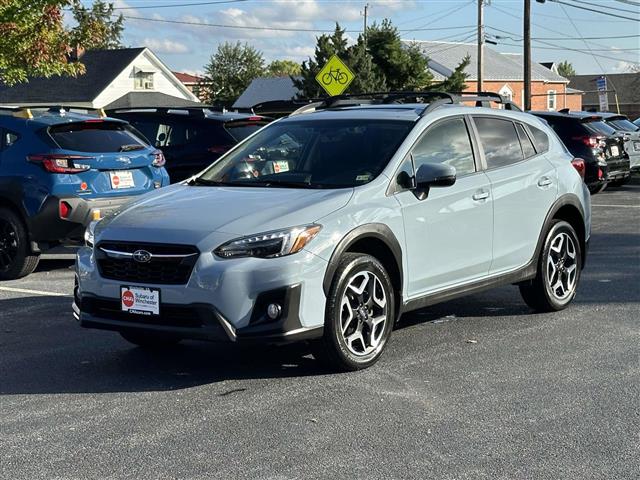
[[563, 0, 640, 14], [402, 1, 475, 35], [121, 14, 475, 34], [112, 0, 247, 9], [544, 0, 640, 21]]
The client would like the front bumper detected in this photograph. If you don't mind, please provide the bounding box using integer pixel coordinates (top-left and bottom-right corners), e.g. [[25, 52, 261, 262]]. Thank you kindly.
[[29, 195, 136, 245], [75, 245, 328, 342]]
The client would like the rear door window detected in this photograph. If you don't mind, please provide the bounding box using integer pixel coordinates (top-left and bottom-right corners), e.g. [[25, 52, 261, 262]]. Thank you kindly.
[[474, 117, 524, 169], [49, 121, 147, 153], [411, 117, 476, 175]]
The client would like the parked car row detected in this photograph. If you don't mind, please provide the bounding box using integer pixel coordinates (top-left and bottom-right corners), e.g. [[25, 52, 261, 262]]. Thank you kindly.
[[0, 106, 266, 280]]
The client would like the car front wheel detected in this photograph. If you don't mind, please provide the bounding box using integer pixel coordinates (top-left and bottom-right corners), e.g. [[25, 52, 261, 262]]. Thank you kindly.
[[314, 253, 395, 371], [520, 220, 582, 312]]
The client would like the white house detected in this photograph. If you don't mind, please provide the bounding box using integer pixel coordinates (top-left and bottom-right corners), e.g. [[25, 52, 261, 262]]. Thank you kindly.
[[0, 47, 200, 109]]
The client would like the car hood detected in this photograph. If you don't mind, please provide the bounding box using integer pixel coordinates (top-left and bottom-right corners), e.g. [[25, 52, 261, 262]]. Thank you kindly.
[[96, 184, 353, 246]]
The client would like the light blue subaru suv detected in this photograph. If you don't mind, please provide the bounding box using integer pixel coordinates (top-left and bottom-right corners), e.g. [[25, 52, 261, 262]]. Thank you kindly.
[[74, 92, 591, 371]]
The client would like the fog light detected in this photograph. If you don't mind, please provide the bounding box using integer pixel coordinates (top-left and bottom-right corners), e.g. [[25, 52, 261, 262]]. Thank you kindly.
[[267, 303, 282, 320]]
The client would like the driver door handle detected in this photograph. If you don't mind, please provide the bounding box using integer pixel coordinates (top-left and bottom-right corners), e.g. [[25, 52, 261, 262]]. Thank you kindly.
[[472, 190, 490, 201], [538, 176, 552, 187]]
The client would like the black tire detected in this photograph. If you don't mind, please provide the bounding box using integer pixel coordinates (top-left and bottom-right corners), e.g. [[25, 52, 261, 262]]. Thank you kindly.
[[313, 253, 395, 371], [120, 330, 181, 348], [0, 207, 40, 280], [519, 220, 582, 312], [588, 182, 607, 195]]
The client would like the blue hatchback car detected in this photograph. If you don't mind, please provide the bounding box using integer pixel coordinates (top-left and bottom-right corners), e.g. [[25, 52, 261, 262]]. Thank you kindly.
[[0, 107, 169, 280]]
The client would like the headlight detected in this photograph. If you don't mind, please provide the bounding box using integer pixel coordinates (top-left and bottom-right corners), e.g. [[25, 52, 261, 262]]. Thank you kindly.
[[214, 224, 321, 259], [84, 220, 99, 247]]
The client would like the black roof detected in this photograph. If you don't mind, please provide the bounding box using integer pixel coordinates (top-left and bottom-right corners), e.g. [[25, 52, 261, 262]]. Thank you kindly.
[[568, 73, 640, 106], [103, 92, 202, 110], [0, 48, 145, 103], [530, 110, 603, 120]]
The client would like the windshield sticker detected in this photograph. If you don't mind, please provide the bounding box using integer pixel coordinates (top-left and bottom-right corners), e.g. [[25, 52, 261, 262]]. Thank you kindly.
[[274, 161, 290, 173], [355, 174, 372, 182]]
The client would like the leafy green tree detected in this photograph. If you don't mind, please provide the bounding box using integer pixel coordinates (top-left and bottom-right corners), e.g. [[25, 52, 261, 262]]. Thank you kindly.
[[440, 54, 470, 92], [267, 59, 301, 77], [203, 42, 265, 105], [345, 38, 386, 94], [557, 60, 576, 78], [0, 0, 84, 86], [71, 0, 124, 50], [366, 20, 433, 91]]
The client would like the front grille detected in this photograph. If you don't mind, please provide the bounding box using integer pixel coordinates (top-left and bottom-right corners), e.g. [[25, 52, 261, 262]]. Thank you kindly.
[[82, 297, 205, 328], [97, 241, 199, 285]]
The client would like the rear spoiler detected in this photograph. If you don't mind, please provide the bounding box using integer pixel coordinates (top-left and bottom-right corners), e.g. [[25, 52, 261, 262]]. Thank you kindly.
[[0, 105, 106, 119]]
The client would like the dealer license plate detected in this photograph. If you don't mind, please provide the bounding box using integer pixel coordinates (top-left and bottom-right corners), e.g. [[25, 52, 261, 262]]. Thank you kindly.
[[121, 286, 160, 316], [110, 171, 135, 189], [609, 145, 619, 157]]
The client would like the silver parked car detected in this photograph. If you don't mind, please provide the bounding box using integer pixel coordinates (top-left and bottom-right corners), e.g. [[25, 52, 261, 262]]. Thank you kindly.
[[599, 112, 640, 175], [74, 92, 591, 371]]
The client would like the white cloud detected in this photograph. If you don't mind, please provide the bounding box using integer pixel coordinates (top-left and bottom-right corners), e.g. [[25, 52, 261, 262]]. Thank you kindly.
[[143, 38, 190, 54]]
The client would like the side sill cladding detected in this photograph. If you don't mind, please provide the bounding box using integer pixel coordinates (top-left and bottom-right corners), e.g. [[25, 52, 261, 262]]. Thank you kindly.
[[322, 223, 403, 297]]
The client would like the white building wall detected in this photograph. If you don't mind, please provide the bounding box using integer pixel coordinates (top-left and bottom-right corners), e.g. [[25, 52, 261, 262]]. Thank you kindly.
[[92, 50, 199, 108]]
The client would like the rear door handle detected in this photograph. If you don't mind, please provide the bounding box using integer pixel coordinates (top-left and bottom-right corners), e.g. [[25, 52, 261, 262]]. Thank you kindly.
[[538, 176, 552, 187], [472, 190, 490, 201]]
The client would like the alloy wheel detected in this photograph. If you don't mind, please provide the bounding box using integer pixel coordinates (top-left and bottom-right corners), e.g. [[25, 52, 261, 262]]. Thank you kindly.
[[546, 231, 578, 300], [339, 270, 388, 356], [0, 218, 18, 271]]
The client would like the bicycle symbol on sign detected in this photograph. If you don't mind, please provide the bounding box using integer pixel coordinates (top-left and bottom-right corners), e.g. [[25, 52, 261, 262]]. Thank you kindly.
[[321, 68, 349, 86]]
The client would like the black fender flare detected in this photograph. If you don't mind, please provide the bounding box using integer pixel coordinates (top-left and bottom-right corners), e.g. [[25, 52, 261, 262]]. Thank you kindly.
[[322, 223, 403, 296], [530, 193, 587, 271]]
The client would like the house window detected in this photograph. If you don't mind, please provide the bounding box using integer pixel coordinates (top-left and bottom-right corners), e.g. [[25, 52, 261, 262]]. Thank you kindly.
[[134, 71, 154, 90], [547, 90, 557, 111]]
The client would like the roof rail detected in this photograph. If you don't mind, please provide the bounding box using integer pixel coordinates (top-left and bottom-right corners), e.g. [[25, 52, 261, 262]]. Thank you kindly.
[[286, 90, 522, 117], [105, 106, 226, 116]]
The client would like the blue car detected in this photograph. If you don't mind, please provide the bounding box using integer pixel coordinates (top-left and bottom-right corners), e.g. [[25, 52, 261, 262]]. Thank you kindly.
[[0, 107, 169, 280]]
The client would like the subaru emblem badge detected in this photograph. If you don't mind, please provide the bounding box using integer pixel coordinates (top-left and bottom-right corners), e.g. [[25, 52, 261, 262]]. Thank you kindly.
[[132, 250, 152, 263]]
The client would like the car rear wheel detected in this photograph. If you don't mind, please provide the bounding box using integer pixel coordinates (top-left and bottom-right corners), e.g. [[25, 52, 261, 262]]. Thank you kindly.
[[0, 207, 40, 280], [313, 253, 395, 371], [120, 330, 182, 348], [519, 220, 582, 312], [588, 183, 607, 195]]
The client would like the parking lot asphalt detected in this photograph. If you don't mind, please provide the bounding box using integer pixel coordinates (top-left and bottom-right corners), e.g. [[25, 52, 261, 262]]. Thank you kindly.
[[1, 183, 638, 480]]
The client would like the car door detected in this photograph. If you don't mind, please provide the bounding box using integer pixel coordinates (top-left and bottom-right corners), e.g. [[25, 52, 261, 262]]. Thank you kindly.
[[394, 116, 493, 297], [471, 116, 558, 274]]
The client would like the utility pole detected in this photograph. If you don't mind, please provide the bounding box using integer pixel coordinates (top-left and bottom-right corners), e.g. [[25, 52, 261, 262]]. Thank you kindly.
[[363, 3, 369, 48], [524, 0, 532, 110], [477, 0, 484, 92]]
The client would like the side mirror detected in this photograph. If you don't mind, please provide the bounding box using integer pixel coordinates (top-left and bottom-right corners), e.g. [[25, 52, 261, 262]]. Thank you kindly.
[[413, 163, 456, 199]]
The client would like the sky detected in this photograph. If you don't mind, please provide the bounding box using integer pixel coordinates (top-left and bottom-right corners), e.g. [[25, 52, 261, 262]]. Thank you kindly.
[[71, 0, 640, 76]]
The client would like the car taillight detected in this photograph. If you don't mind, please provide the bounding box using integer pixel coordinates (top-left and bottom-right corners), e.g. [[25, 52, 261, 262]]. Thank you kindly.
[[571, 158, 585, 179], [59, 201, 71, 219], [573, 135, 606, 149], [152, 150, 166, 167], [27, 154, 92, 174]]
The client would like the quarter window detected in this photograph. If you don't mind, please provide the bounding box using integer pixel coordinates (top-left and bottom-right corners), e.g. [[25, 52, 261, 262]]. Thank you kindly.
[[411, 118, 476, 176], [529, 125, 550, 153], [516, 123, 536, 158], [474, 117, 524, 169]]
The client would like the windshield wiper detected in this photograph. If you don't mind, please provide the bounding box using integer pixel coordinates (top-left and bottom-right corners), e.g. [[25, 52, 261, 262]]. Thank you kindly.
[[187, 177, 233, 186], [119, 144, 145, 152]]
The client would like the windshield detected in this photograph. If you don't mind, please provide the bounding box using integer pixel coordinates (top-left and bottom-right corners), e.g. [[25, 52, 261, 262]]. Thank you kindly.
[[197, 119, 413, 188], [608, 118, 639, 132], [583, 120, 616, 136], [49, 121, 148, 153]]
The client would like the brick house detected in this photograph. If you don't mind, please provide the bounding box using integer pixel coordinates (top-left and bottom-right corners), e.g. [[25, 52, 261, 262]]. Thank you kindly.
[[411, 41, 582, 111], [172, 71, 212, 101]]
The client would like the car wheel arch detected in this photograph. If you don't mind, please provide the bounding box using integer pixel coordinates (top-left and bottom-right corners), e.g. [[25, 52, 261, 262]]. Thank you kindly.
[[322, 224, 403, 318], [536, 194, 587, 270]]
